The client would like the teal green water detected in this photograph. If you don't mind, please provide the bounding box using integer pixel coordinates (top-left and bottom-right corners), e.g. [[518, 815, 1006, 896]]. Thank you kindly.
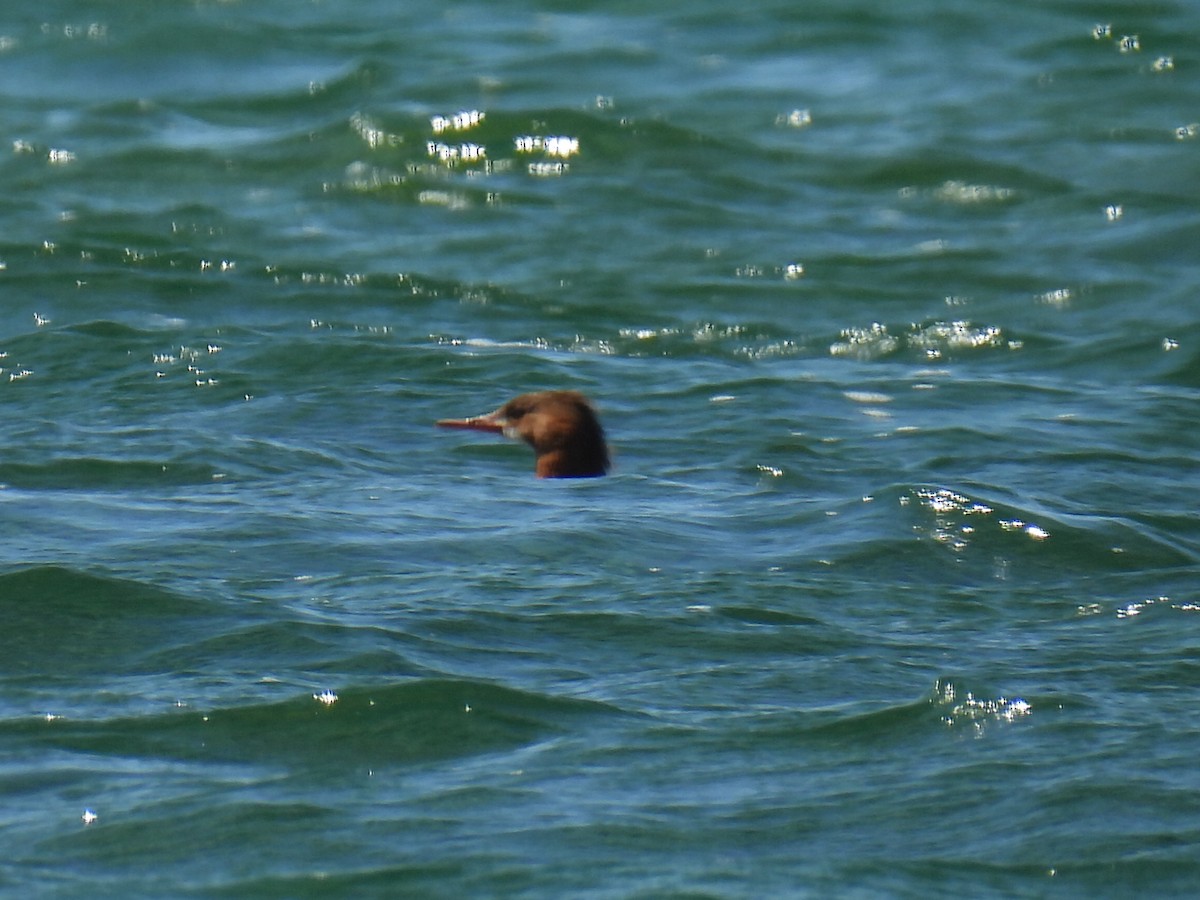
[[2, 1, 1199, 896]]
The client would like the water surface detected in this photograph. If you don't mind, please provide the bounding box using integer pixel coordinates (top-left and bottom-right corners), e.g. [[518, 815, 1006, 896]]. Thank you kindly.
[[2, 1, 1199, 896]]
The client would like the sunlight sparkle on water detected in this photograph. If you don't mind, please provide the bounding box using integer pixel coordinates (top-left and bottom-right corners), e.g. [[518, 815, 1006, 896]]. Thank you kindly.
[[935, 679, 1032, 734], [431, 110, 485, 133], [515, 135, 580, 158]]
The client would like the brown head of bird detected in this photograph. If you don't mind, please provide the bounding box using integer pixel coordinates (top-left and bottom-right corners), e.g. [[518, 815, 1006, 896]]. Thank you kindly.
[[437, 390, 609, 478]]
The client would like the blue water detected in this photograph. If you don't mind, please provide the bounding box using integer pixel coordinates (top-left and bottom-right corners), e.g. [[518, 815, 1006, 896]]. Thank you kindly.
[[2, 1, 1199, 896]]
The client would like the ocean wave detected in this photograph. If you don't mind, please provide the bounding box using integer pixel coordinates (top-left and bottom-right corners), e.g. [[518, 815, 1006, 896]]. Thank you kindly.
[[902, 484, 1198, 572], [0, 565, 203, 614], [0, 458, 220, 491], [0, 566, 210, 684], [17, 679, 624, 769]]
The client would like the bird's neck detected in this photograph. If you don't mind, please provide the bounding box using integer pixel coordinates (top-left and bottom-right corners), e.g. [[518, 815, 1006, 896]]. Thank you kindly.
[[535, 448, 604, 478]]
